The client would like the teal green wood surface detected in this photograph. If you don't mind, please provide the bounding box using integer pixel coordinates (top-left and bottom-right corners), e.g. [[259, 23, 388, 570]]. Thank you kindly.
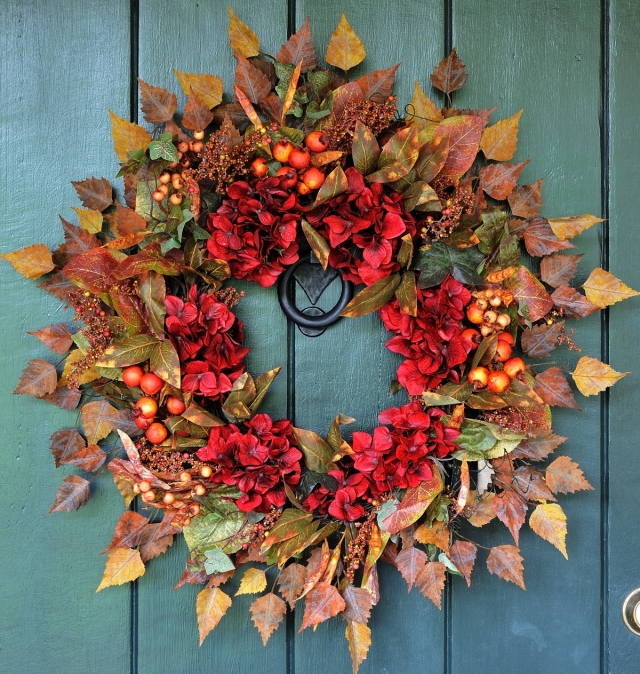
[[3, 1, 640, 672]]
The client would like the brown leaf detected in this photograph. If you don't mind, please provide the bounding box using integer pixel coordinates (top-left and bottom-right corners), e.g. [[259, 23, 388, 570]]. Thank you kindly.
[[233, 84, 262, 128], [341, 586, 373, 625], [139, 513, 177, 562], [480, 160, 530, 201], [96, 547, 145, 592], [72, 177, 112, 211], [28, 323, 73, 354], [300, 541, 331, 599], [207, 571, 235, 588], [480, 110, 523, 161], [106, 232, 148, 251], [523, 217, 576, 257], [111, 203, 146, 236], [277, 17, 316, 71], [529, 503, 568, 559], [408, 81, 443, 127], [415, 561, 446, 608], [464, 490, 496, 526], [299, 582, 346, 632], [449, 541, 477, 587], [325, 12, 366, 71], [182, 90, 214, 131], [572, 356, 628, 396], [430, 48, 467, 94], [42, 386, 82, 410], [356, 64, 400, 99], [138, 78, 177, 124], [196, 587, 232, 644], [511, 431, 567, 462], [394, 546, 428, 590], [278, 563, 306, 609], [414, 522, 450, 552], [546, 456, 594, 494], [81, 399, 134, 444], [108, 110, 151, 161], [250, 593, 287, 646], [103, 511, 149, 552], [583, 268, 640, 308], [548, 214, 604, 241], [511, 466, 556, 502], [64, 444, 106, 472], [260, 92, 283, 124], [486, 545, 525, 589], [175, 563, 208, 589], [38, 271, 74, 300], [534, 367, 580, 410], [508, 179, 543, 218], [14, 359, 57, 397], [235, 54, 271, 104], [345, 620, 371, 674], [48, 475, 90, 513], [60, 216, 100, 257], [438, 115, 483, 179], [173, 70, 223, 109], [540, 253, 583, 288], [50, 429, 85, 467], [0, 243, 54, 279], [227, 6, 259, 57], [505, 265, 554, 322], [521, 321, 564, 359], [491, 490, 527, 545], [551, 284, 599, 319]]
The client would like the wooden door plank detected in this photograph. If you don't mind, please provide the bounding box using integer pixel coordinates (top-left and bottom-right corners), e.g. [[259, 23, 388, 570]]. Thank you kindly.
[[135, 3, 289, 672], [451, 1, 603, 672], [607, 0, 640, 669], [0, 2, 132, 673], [293, 3, 446, 672]]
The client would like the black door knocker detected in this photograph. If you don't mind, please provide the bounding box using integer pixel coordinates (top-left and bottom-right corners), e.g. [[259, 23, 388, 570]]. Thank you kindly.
[[277, 246, 353, 337]]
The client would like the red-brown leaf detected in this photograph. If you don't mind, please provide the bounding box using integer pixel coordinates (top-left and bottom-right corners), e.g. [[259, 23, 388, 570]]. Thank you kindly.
[[110, 203, 147, 237], [341, 586, 374, 625], [48, 475, 90, 513], [430, 48, 467, 94], [50, 429, 85, 467], [301, 541, 331, 598], [37, 271, 75, 300], [522, 217, 576, 257], [534, 367, 580, 410], [182, 90, 214, 131], [299, 582, 346, 632], [276, 17, 316, 71], [138, 79, 177, 124], [14, 359, 57, 397], [103, 511, 149, 552], [437, 115, 483, 179], [71, 177, 113, 212], [42, 386, 82, 410], [415, 561, 447, 608], [487, 545, 526, 590], [521, 321, 565, 359], [62, 444, 106, 472], [510, 431, 567, 462], [356, 64, 400, 99], [175, 565, 208, 590], [449, 541, 477, 587], [491, 490, 527, 545], [235, 54, 271, 104], [139, 521, 175, 562], [551, 285, 599, 319], [540, 253, 583, 288], [507, 179, 543, 218], [28, 322, 73, 354], [546, 456, 594, 494], [480, 160, 530, 201], [395, 546, 429, 591], [505, 265, 554, 322], [278, 562, 306, 609], [250, 593, 287, 646], [207, 570, 235, 588], [60, 216, 100, 257], [511, 466, 557, 502]]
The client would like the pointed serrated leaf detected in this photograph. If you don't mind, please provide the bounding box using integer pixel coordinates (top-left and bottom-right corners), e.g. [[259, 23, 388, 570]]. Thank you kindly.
[[437, 115, 483, 179], [236, 568, 267, 596], [551, 284, 599, 319], [508, 179, 543, 218], [415, 561, 446, 608], [96, 548, 144, 592], [227, 6, 259, 57], [491, 490, 527, 545], [430, 49, 467, 94], [277, 17, 316, 71], [529, 503, 568, 559], [325, 12, 366, 71], [49, 475, 90, 513], [138, 78, 177, 124], [487, 545, 525, 589], [174, 70, 223, 109], [108, 110, 151, 161], [345, 620, 371, 674], [534, 367, 580, 409], [13, 359, 57, 397], [356, 64, 400, 99], [521, 321, 564, 359], [299, 582, 345, 631], [572, 356, 628, 396], [394, 546, 428, 591], [449, 541, 477, 586], [480, 110, 523, 161], [250, 592, 286, 645], [546, 456, 594, 494], [1, 244, 54, 279], [28, 323, 73, 354], [409, 81, 443, 127], [583, 268, 640, 308], [540, 253, 583, 288], [182, 90, 214, 131], [72, 177, 112, 211], [548, 214, 604, 240], [196, 587, 232, 644], [480, 160, 530, 201]]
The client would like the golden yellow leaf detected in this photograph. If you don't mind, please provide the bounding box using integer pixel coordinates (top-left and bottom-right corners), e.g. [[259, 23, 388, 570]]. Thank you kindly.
[[582, 267, 640, 308], [236, 567, 267, 596], [173, 70, 224, 109], [529, 503, 568, 559], [345, 621, 371, 674], [105, 231, 148, 251], [408, 81, 443, 128], [480, 109, 523, 161], [81, 399, 128, 444], [96, 547, 145, 592], [72, 207, 103, 234], [281, 60, 303, 123], [572, 356, 628, 396], [325, 12, 366, 71], [108, 110, 152, 162], [59, 348, 99, 387], [227, 6, 259, 57], [414, 523, 450, 552], [547, 214, 604, 241], [196, 587, 232, 645], [0, 243, 54, 280]]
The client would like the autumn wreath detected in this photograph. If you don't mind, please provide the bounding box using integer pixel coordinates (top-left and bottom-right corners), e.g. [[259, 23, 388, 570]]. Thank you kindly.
[[4, 10, 639, 673]]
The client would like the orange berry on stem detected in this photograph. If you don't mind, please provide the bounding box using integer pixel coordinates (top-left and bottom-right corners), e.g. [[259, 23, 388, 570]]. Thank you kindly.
[[468, 366, 490, 389], [179, 471, 192, 483], [165, 396, 186, 415], [488, 370, 511, 394], [146, 422, 168, 445], [460, 328, 481, 349], [305, 131, 329, 152], [466, 302, 485, 324], [495, 339, 513, 362], [504, 357, 526, 379], [250, 156, 269, 178], [139, 372, 163, 395], [163, 492, 176, 505], [134, 415, 153, 430], [193, 130, 205, 140], [275, 167, 297, 189], [193, 484, 206, 497], [138, 480, 151, 493], [169, 193, 183, 206], [158, 172, 171, 184], [135, 396, 158, 419], [302, 167, 325, 190], [497, 331, 515, 345], [152, 190, 165, 202], [273, 140, 294, 163], [122, 365, 144, 388], [200, 465, 213, 478], [287, 147, 311, 169]]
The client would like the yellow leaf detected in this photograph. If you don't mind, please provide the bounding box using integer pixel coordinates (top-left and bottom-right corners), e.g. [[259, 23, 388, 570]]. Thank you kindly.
[[281, 60, 303, 124], [96, 548, 145, 592], [81, 399, 127, 444], [236, 567, 267, 596], [572, 356, 628, 396], [345, 621, 371, 674], [325, 12, 366, 71], [108, 110, 152, 162], [173, 70, 223, 109], [480, 109, 523, 161], [529, 503, 568, 559], [408, 81, 443, 128], [59, 349, 99, 387], [547, 214, 604, 241], [196, 587, 232, 645], [227, 6, 259, 57], [0, 243, 54, 279], [582, 267, 640, 308], [72, 207, 103, 234]]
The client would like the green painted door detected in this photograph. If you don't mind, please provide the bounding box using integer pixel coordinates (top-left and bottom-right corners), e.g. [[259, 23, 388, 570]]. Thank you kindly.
[[2, 1, 640, 672]]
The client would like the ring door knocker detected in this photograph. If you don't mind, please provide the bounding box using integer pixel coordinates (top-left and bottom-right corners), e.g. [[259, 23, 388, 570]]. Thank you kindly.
[[277, 247, 353, 337]]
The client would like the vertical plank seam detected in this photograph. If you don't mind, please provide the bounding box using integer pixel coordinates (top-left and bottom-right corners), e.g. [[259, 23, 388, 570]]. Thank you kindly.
[[129, 1, 140, 673], [599, 0, 611, 671], [444, 0, 453, 56]]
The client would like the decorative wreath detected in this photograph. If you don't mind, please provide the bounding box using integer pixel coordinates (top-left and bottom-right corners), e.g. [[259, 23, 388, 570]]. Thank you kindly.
[[4, 10, 638, 672]]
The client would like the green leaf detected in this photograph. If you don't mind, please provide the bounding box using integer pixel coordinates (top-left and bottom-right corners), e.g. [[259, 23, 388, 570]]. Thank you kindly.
[[137, 271, 166, 337], [422, 391, 462, 406], [397, 233, 414, 269], [275, 521, 320, 566], [136, 181, 167, 223], [475, 211, 509, 255], [312, 165, 349, 208], [115, 242, 183, 279], [191, 223, 211, 241], [148, 134, 179, 162], [182, 404, 225, 427], [437, 381, 472, 401], [150, 339, 181, 388], [183, 510, 246, 554], [292, 427, 335, 473], [466, 391, 507, 411], [453, 420, 497, 455], [203, 548, 235, 574], [301, 220, 330, 270], [299, 470, 338, 498], [403, 181, 440, 212], [487, 232, 520, 273], [471, 333, 500, 369], [395, 272, 418, 316], [378, 126, 419, 172], [160, 237, 182, 255], [307, 69, 330, 95], [415, 134, 450, 183], [261, 509, 314, 547], [352, 121, 380, 176], [340, 273, 401, 318], [414, 242, 484, 288], [97, 334, 159, 368], [223, 373, 257, 421]]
